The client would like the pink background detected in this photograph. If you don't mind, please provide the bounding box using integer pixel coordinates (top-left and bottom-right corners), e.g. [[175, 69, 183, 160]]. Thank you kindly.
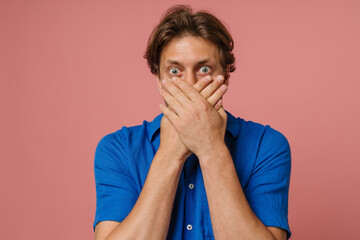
[[1, 0, 359, 239]]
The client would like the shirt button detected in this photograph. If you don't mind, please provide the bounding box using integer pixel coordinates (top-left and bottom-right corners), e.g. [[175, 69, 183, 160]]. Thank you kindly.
[[187, 224, 193, 231], [189, 183, 195, 189]]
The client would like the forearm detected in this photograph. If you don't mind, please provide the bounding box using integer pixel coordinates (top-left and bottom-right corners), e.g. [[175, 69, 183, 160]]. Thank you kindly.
[[199, 145, 276, 240], [107, 149, 184, 240]]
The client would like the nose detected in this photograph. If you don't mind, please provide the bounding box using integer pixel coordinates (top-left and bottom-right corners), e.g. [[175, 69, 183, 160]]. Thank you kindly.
[[183, 71, 197, 86]]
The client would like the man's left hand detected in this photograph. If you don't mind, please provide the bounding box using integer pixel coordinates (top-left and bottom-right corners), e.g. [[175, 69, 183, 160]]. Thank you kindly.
[[159, 76, 228, 159]]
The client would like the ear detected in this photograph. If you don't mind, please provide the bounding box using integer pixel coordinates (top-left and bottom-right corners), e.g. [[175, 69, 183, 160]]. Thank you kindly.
[[224, 77, 229, 86], [155, 75, 163, 91], [224, 64, 230, 86]]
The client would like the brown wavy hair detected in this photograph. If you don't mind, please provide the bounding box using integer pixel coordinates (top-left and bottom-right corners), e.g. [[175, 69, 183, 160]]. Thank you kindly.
[[144, 5, 236, 78]]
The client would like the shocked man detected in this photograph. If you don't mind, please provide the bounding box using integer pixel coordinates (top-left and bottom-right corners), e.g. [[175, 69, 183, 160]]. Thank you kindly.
[[93, 5, 291, 240]]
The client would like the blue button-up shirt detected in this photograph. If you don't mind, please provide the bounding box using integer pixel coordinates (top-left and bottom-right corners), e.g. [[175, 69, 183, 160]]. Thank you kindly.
[[93, 110, 291, 239]]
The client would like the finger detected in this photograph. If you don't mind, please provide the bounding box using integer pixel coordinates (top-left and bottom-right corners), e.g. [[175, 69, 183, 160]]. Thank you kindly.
[[218, 106, 228, 120], [167, 103, 176, 113], [214, 99, 223, 111], [161, 78, 192, 106], [200, 75, 225, 99], [159, 103, 180, 125], [193, 75, 212, 92], [159, 88, 184, 117], [207, 84, 228, 107], [170, 76, 204, 102]]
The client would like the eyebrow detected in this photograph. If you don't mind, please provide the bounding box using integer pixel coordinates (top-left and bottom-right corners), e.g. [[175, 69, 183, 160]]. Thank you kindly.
[[165, 58, 214, 65]]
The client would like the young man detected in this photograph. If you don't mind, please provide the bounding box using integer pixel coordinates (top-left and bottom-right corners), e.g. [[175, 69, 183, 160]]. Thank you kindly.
[[93, 5, 291, 240]]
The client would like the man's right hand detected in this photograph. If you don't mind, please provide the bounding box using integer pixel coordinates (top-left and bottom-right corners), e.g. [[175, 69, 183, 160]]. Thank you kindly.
[[158, 75, 228, 164]]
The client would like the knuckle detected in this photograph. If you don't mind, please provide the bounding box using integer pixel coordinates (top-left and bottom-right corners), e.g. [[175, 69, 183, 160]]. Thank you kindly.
[[220, 84, 228, 92], [199, 100, 210, 111], [188, 106, 196, 115], [177, 121, 185, 130], [199, 89, 208, 98]]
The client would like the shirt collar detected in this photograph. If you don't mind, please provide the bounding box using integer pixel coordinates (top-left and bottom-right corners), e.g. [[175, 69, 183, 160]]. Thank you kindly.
[[146, 109, 240, 142]]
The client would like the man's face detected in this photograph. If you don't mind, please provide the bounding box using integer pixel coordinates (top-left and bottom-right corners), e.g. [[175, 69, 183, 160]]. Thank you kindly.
[[156, 36, 227, 90]]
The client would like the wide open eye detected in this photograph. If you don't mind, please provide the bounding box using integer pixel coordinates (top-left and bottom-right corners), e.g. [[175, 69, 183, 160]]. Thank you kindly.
[[198, 66, 211, 74], [169, 67, 181, 76]]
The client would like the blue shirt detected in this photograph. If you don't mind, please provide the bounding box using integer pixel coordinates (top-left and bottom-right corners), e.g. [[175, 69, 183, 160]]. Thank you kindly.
[[93, 110, 292, 239]]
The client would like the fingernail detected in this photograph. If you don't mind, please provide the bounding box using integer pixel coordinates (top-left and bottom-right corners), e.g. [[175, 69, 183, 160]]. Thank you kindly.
[[220, 85, 228, 91], [162, 79, 167, 84], [217, 75, 224, 83]]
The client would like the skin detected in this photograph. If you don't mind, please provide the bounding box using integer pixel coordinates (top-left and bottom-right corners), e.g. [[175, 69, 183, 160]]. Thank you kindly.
[[94, 37, 229, 240], [94, 36, 287, 240], [156, 35, 230, 162], [158, 36, 288, 240]]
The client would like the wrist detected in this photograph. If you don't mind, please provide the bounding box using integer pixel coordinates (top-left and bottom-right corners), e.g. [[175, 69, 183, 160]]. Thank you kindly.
[[197, 142, 228, 165], [156, 146, 189, 166]]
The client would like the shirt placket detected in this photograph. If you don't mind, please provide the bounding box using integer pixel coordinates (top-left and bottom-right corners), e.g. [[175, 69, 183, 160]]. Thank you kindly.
[[183, 154, 198, 238]]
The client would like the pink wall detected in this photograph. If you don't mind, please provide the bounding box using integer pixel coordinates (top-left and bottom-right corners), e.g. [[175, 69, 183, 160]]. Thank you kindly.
[[1, 0, 359, 239]]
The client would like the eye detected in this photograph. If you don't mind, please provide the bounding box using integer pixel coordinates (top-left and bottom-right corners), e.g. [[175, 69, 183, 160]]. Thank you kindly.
[[169, 67, 181, 76], [198, 66, 211, 74]]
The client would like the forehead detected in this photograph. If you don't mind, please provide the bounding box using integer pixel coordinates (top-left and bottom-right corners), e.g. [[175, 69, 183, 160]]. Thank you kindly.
[[160, 36, 221, 65]]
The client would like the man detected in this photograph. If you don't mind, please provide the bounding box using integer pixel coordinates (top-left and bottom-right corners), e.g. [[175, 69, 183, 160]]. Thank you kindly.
[[93, 5, 291, 240]]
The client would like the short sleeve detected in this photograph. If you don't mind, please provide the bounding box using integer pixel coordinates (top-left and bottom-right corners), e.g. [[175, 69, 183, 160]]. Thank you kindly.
[[244, 127, 292, 239], [93, 133, 139, 231]]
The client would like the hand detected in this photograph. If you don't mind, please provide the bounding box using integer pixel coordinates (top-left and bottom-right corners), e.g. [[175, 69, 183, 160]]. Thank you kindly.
[[166, 75, 226, 112], [192, 75, 227, 112], [159, 75, 228, 159], [158, 75, 228, 162]]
